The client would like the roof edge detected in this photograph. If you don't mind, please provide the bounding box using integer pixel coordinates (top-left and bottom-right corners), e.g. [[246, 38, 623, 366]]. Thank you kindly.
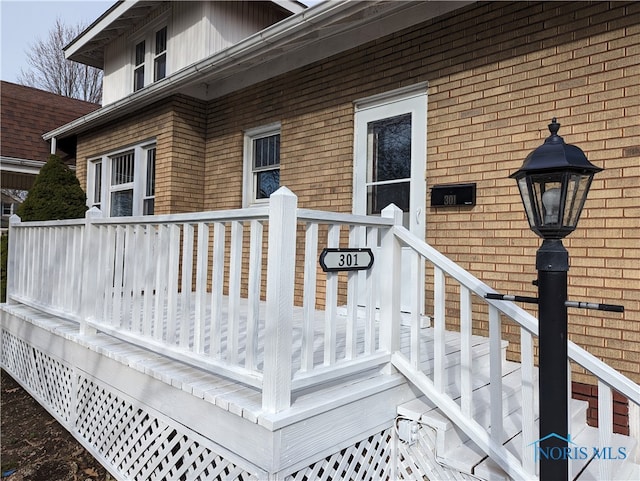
[[47, 1, 471, 142], [64, 1, 132, 61]]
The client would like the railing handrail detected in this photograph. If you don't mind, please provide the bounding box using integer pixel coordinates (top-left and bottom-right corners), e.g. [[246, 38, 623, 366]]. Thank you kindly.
[[297, 208, 395, 227], [391, 222, 639, 479], [7, 195, 638, 467], [91, 206, 271, 226], [393, 225, 540, 336], [568, 340, 640, 406], [8, 216, 85, 228], [394, 224, 640, 406]]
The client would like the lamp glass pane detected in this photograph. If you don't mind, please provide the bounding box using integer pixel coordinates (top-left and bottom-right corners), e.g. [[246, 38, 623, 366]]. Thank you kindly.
[[517, 177, 536, 229], [530, 177, 563, 227], [563, 173, 591, 227]]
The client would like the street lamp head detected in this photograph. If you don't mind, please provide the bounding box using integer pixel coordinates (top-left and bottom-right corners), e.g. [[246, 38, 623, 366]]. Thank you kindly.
[[510, 118, 603, 239]]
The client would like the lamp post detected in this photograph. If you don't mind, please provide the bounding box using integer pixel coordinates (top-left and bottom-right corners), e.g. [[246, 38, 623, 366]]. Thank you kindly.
[[510, 118, 602, 481]]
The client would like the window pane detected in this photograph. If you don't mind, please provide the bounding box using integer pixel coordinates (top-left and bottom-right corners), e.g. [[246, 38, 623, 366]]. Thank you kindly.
[[155, 27, 167, 53], [146, 148, 156, 197], [135, 41, 145, 66], [366, 181, 410, 215], [134, 66, 144, 91], [154, 53, 166, 81], [93, 162, 102, 204], [111, 190, 133, 217], [367, 114, 411, 183], [143, 199, 154, 216], [253, 134, 280, 169], [256, 169, 280, 199], [111, 152, 135, 185]]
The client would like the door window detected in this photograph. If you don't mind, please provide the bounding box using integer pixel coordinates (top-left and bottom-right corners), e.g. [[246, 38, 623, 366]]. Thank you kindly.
[[366, 113, 412, 224]]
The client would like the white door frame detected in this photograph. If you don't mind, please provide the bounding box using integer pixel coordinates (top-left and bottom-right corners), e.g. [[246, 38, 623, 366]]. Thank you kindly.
[[353, 83, 428, 312]]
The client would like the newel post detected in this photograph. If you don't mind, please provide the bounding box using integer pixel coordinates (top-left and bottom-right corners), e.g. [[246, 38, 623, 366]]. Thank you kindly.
[[262, 187, 297, 413], [80, 207, 103, 336], [6, 214, 22, 303], [380, 204, 403, 360]]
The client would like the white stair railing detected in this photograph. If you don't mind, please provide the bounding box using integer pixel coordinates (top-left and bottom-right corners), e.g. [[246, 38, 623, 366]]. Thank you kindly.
[[385, 208, 640, 480]]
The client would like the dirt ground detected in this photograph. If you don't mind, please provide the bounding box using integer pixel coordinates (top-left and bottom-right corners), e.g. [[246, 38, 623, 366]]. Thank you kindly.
[[1, 369, 112, 481]]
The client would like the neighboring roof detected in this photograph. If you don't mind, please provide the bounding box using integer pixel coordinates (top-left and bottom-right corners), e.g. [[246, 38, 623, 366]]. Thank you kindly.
[[47, 1, 470, 142], [65, 0, 307, 69], [1, 81, 100, 162]]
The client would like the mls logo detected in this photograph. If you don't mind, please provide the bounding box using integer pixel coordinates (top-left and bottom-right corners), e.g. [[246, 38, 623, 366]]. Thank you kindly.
[[529, 433, 627, 462]]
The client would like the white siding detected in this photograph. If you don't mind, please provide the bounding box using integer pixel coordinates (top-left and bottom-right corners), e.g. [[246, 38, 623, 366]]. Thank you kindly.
[[170, 1, 208, 73], [101, 1, 289, 105], [208, 2, 286, 53], [103, 35, 130, 105]]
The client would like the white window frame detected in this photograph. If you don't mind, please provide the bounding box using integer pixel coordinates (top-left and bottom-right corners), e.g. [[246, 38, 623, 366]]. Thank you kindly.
[[242, 123, 281, 207], [131, 19, 169, 93], [87, 141, 156, 217], [87, 158, 103, 210]]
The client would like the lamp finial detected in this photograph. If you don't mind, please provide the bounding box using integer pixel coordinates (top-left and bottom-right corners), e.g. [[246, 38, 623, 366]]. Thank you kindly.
[[548, 118, 560, 136]]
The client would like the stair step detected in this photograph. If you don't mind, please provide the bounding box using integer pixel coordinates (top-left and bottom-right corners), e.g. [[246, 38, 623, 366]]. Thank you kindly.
[[397, 336, 508, 396], [398, 362, 536, 456], [397, 360, 521, 421], [399, 331, 508, 370], [574, 429, 639, 481], [398, 364, 591, 479], [472, 412, 593, 480]]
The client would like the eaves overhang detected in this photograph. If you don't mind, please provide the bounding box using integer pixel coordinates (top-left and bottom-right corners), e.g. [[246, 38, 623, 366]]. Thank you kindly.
[[64, 1, 159, 69], [64, 0, 307, 68], [48, 0, 472, 143]]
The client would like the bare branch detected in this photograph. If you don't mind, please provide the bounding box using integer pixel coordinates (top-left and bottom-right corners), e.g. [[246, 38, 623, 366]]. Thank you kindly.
[[17, 17, 102, 103]]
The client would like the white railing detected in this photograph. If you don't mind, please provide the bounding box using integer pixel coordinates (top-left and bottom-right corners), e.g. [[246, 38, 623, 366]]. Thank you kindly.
[[382, 203, 640, 480], [6, 188, 393, 413], [6, 190, 639, 475], [7, 216, 86, 318]]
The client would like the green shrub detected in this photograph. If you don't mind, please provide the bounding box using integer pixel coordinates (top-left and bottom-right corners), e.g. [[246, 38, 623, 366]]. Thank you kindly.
[[17, 155, 87, 221]]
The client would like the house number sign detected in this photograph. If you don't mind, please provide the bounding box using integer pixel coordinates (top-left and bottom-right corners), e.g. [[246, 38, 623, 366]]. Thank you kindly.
[[319, 248, 374, 272]]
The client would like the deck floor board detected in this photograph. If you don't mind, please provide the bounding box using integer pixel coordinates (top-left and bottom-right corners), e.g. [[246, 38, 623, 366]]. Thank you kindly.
[[1, 298, 494, 426]]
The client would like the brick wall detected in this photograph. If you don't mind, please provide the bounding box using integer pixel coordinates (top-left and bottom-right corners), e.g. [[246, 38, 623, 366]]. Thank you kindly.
[[76, 95, 206, 215], [572, 381, 630, 435], [202, 1, 639, 383]]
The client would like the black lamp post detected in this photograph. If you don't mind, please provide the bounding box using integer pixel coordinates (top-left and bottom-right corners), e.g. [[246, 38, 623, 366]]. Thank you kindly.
[[510, 118, 602, 481]]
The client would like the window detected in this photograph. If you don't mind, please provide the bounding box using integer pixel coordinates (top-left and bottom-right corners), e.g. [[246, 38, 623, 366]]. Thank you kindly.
[[134, 40, 145, 91], [143, 147, 156, 215], [154, 27, 167, 82], [90, 160, 102, 209], [366, 113, 412, 215], [110, 151, 135, 216], [132, 24, 167, 92], [243, 124, 281, 206], [1, 202, 13, 216], [88, 142, 156, 217]]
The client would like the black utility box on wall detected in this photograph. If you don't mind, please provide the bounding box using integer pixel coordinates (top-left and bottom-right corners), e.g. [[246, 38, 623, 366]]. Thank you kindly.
[[430, 183, 476, 207]]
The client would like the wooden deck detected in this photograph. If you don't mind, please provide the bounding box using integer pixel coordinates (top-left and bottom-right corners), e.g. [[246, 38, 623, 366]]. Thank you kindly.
[[4, 194, 639, 480], [1, 295, 501, 427], [7, 298, 637, 481], [1, 298, 419, 478]]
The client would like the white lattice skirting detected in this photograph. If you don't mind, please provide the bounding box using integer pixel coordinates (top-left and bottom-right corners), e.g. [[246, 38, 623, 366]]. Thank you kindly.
[[1, 329, 265, 481], [3, 324, 485, 481], [3, 328, 443, 481]]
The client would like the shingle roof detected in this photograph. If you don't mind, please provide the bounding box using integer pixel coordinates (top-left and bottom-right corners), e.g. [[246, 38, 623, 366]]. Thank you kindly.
[[1, 81, 100, 162]]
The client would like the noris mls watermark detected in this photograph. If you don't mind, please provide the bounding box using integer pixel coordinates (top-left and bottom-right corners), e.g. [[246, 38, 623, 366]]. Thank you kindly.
[[529, 433, 627, 462]]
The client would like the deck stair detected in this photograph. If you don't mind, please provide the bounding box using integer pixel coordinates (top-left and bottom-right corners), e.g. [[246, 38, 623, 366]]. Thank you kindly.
[[394, 335, 639, 481]]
